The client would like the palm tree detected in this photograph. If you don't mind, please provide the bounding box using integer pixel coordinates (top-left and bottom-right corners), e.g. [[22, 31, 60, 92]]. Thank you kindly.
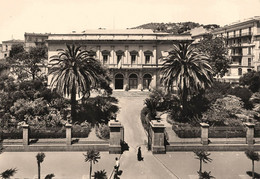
[[245, 149, 260, 179], [194, 150, 212, 178], [200, 171, 215, 179], [49, 44, 110, 121], [0, 168, 17, 179], [83, 149, 101, 179], [160, 42, 214, 115], [36, 152, 45, 179], [94, 169, 107, 179]]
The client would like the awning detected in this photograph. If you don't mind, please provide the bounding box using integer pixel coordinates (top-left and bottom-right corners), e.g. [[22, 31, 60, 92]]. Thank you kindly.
[[101, 50, 110, 56], [144, 50, 153, 56], [130, 50, 139, 56], [116, 50, 125, 56]]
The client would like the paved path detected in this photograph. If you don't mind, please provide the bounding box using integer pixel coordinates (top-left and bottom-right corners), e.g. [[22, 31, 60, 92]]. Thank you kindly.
[[116, 95, 178, 179]]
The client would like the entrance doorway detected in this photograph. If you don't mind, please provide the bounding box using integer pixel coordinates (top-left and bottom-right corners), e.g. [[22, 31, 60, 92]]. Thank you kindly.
[[129, 74, 138, 90], [115, 74, 124, 89], [143, 74, 152, 90]]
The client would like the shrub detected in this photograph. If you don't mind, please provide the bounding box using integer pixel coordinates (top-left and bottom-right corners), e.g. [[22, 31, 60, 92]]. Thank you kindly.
[[172, 125, 200, 138], [140, 107, 151, 133], [239, 71, 260, 92], [202, 95, 244, 126], [96, 124, 110, 140], [228, 86, 252, 109]]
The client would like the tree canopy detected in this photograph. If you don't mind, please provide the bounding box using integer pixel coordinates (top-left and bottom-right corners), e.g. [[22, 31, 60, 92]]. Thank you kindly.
[[160, 42, 214, 116], [197, 34, 230, 77]]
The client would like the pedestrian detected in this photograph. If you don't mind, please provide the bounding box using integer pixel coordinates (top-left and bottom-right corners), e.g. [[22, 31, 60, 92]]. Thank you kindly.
[[115, 157, 120, 174], [137, 147, 144, 161]]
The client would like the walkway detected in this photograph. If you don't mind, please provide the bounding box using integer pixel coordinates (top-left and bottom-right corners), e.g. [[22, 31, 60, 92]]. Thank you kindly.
[[114, 92, 178, 179]]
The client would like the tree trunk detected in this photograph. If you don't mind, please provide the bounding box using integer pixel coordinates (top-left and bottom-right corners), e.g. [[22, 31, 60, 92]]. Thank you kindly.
[[199, 159, 202, 178], [89, 161, 92, 179], [38, 163, 40, 179], [252, 160, 254, 179], [71, 82, 76, 122]]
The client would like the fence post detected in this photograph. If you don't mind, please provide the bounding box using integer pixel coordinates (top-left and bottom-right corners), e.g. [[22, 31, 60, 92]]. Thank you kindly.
[[245, 123, 255, 145], [109, 120, 124, 154], [150, 120, 165, 154], [200, 123, 209, 145], [22, 124, 29, 146], [65, 123, 72, 145]]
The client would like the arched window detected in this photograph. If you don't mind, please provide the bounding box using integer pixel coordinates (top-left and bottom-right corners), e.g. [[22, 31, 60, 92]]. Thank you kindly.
[[115, 73, 124, 89], [129, 74, 138, 89], [143, 74, 152, 90]]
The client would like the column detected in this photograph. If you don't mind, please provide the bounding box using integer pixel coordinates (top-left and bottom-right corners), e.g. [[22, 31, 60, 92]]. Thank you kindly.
[[139, 46, 143, 65], [66, 123, 72, 145], [111, 46, 115, 65], [109, 120, 124, 154], [150, 120, 165, 154], [97, 46, 101, 62], [22, 124, 29, 146], [245, 123, 255, 145], [153, 46, 157, 66], [139, 70, 143, 90], [125, 45, 129, 65], [200, 123, 209, 145]]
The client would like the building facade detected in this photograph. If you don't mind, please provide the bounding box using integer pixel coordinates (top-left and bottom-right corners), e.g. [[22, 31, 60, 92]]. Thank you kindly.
[[0, 39, 24, 59], [213, 16, 260, 82], [47, 29, 191, 90]]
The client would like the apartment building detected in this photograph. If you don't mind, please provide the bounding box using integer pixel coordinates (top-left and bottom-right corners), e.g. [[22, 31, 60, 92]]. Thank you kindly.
[[24, 32, 49, 51], [47, 29, 191, 90], [213, 16, 260, 82], [0, 39, 24, 59]]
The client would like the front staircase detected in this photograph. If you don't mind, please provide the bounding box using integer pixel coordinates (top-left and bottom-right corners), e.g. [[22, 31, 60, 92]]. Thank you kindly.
[[112, 90, 150, 97]]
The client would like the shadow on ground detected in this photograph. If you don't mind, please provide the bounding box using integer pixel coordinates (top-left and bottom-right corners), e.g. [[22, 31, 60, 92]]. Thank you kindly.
[[246, 171, 260, 178]]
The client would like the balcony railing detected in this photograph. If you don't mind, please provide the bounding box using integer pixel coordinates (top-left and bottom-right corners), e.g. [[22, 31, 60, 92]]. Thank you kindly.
[[231, 53, 243, 56], [227, 32, 252, 39]]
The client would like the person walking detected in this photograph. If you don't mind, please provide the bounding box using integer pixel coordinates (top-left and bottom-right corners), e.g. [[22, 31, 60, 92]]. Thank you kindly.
[[137, 147, 144, 161], [115, 157, 120, 173]]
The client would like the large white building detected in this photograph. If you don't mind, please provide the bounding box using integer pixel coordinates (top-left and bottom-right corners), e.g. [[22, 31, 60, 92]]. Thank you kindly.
[[213, 16, 260, 82], [47, 29, 192, 90]]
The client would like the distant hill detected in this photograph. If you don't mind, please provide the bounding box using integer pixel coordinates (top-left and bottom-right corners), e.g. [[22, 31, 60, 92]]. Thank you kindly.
[[131, 22, 220, 34]]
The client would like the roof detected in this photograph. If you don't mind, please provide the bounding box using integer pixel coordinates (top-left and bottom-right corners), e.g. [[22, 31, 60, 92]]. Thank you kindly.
[[2, 39, 24, 43], [48, 29, 192, 41], [213, 16, 260, 33], [24, 32, 50, 36], [78, 29, 163, 35]]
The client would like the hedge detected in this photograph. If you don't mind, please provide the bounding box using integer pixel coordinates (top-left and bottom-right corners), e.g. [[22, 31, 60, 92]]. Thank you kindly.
[[172, 125, 250, 138], [0, 125, 92, 139], [172, 125, 201, 138]]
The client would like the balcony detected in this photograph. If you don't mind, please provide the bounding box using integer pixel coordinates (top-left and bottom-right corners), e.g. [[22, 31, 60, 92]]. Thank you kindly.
[[231, 53, 243, 57], [227, 32, 252, 39]]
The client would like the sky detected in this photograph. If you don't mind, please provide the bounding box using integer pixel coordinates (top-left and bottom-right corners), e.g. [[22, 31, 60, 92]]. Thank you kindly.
[[0, 0, 260, 42]]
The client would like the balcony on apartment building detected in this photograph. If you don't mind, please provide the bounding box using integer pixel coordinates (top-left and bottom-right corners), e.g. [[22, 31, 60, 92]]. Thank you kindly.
[[231, 52, 243, 57], [229, 43, 254, 48], [227, 32, 253, 39]]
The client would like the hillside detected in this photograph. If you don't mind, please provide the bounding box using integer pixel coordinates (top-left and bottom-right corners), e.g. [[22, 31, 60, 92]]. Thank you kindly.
[[131, 22, 219, 34]]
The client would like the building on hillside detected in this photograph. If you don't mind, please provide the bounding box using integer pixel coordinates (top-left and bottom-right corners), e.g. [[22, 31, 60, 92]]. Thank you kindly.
[[24, 33, 49, 51], [0, 39, 24, 58], [47, 29, 192, 91], [213, 16, 260, 82], [189, 26, 212, 46]]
